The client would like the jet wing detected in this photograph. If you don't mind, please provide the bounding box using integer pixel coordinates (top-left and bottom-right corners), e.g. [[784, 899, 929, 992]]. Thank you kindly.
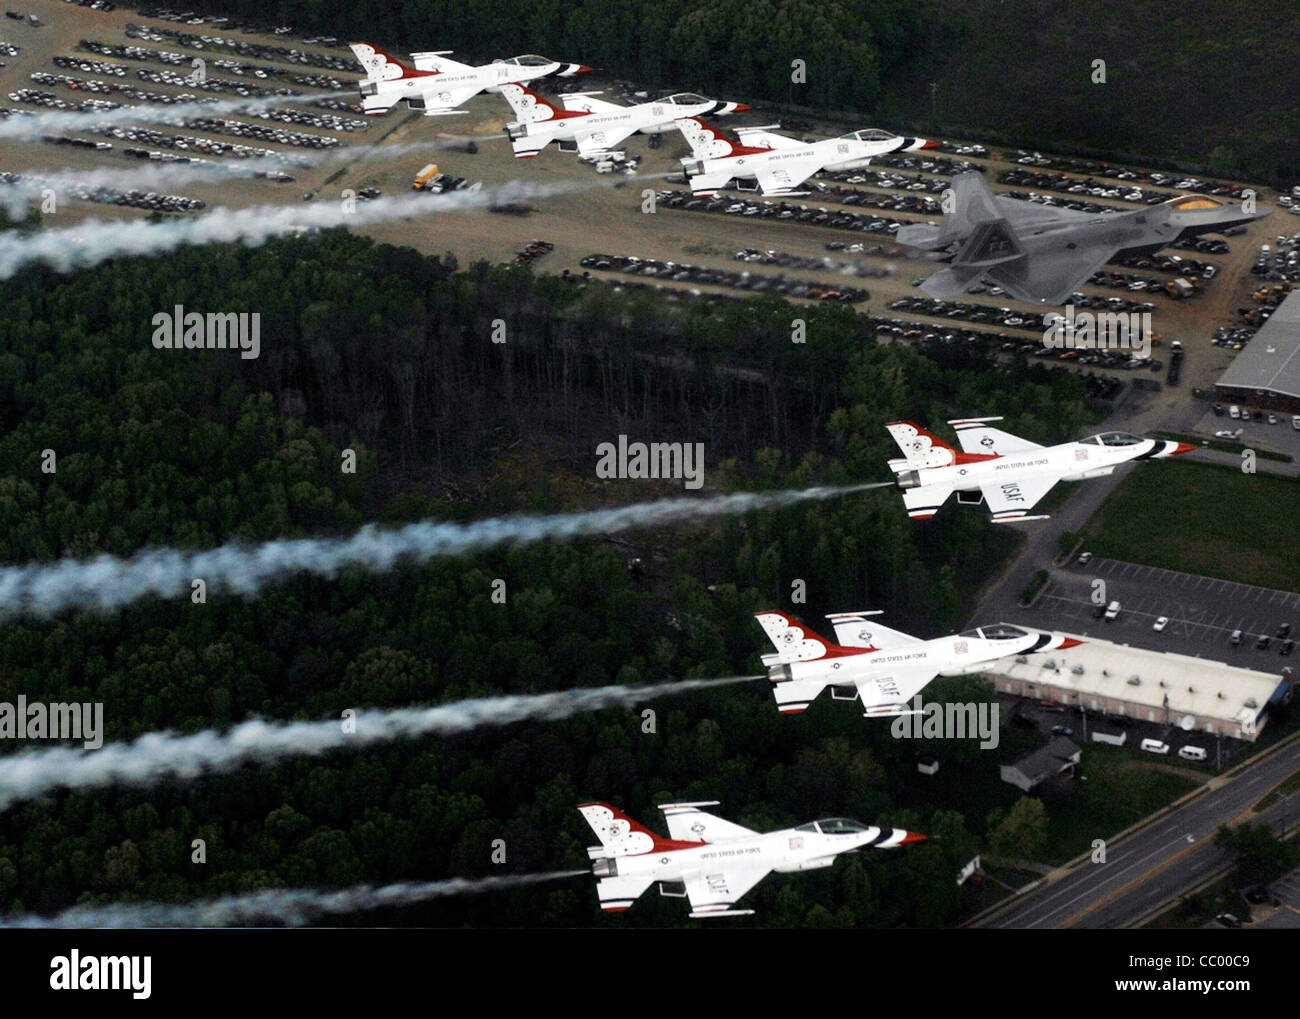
[[735, 128, 801, 150], [993, 196, 1099, 229], [574, 125, 638, 157], [985, 239, 1117, 305], [410, 52, 472, 73], [980, 475, 1058, 522], [560, 93, 622, 114], [682, 862, 770, 918], [826, 613, 922, 650], [754, 159, 820, 194], [660, 803, 756, 842], [854, 665, 936, 717], [416, 85, 484, 115], [949, 418, 1043, 456]]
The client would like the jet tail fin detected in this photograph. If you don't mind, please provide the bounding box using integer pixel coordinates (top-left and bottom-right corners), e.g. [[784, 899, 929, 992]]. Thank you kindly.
[[577, 802, 671, 857], [350, 42, 422, 83], [754, 611, 857, 664], [897, 170, 1022, 257], [499, 82, 579, 124]]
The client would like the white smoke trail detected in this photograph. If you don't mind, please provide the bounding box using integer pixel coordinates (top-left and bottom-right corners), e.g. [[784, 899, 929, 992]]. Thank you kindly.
[[0, 90, 335, 142], [0, 675, 761, 811], [1, 871, 589, 927], [0, 178, 576, 279], [0, 484, 883, 620], [0, 141, 486, 218]]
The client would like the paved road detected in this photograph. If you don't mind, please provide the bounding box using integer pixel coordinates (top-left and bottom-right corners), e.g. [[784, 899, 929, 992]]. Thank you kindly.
[[974, 736, 1300, 928]]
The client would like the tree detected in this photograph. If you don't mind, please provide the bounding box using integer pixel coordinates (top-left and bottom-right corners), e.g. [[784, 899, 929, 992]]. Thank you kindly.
[[987, 798, 1048, 860]]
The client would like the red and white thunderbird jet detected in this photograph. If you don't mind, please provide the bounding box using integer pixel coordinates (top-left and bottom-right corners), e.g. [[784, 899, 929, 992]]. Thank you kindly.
[[673, 118, 937, 196], [756, 609, 1082, 717], [580, 801, 927, 918], [349, 43, 591, 117], [887, 417, 1196, 523], [500, 84, 749, 159]]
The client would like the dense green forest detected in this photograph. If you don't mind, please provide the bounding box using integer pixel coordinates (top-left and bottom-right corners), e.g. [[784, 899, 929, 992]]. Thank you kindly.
[[178, 0, 1299, 180], [0, 229, 1099, 925], [183, 0, 936, 113]]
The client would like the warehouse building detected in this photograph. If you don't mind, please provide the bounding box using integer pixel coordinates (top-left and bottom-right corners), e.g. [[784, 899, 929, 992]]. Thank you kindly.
[[1215, 290, 1300, 414], [987, 636, 1290, 742]]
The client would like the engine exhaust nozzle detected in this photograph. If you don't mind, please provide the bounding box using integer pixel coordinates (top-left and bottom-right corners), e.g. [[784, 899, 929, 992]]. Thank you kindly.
[[768, 664, 793, 684]]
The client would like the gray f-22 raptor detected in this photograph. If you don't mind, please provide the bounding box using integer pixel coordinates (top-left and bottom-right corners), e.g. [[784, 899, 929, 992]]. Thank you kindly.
[[897, 171, 1272, 304]]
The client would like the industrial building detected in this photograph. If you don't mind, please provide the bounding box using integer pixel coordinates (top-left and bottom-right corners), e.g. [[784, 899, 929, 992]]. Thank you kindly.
[[987, 635, 1290, 742], [1215, 290, 1300, 413]]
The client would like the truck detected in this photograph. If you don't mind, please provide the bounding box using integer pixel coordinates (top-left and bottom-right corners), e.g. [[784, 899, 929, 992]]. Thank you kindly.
[[413, 164, 441, 191], [1165, 277, 1197, 299]]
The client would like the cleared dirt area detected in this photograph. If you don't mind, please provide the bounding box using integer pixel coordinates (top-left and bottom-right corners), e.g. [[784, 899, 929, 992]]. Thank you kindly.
[[1, 0, 1291, 418]]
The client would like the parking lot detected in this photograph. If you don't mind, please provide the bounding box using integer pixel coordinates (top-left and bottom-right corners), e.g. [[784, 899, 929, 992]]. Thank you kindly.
[[998, 693, 1242, 767], [1192, 403, 1300, 458], [1024, 557, 1299, 661]]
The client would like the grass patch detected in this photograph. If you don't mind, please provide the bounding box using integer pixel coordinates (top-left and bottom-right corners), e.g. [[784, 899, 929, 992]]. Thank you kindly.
[[1080, 460, 1300, 591], [1042, 748, 1202, 863]]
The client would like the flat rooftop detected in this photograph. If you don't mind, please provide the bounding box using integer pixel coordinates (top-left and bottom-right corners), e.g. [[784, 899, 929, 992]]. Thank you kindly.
[[1216, 290, 1300, 399], [989, 633, 1287, 729]]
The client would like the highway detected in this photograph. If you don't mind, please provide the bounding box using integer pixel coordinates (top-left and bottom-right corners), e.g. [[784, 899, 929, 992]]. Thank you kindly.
[[973, 733, 1300, 928]]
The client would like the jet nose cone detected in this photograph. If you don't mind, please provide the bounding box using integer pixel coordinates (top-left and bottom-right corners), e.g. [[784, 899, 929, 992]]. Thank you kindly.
[[575, 65, 594, 74], [1171, 442, 1197, 456], [733, 103, 752, 112], [1057, 637, 1085, 649], [921, 139, 942, 149], [899, 831, 930, 845]]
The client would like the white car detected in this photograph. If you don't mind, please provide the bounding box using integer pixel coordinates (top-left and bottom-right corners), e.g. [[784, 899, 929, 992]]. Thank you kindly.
[[1153, 616, 1170, 632]]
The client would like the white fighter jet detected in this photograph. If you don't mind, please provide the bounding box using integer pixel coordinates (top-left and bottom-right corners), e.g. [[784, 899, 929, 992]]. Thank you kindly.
[[349, 43, 591, 117], [756, 610, 1082, 717], [887, 417, 1196, 523], [500, 84, 750, 159], [673, 117, 938, 196], [580, 801, 927, 918]]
